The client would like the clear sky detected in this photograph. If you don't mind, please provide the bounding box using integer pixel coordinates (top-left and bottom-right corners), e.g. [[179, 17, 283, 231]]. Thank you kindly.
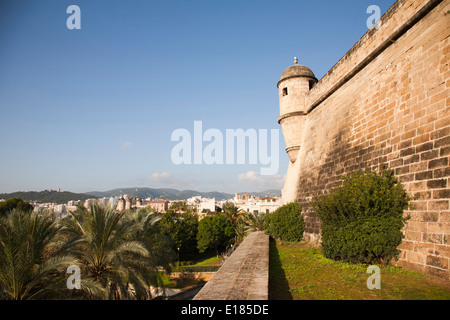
[[0, 0, 396, 194]]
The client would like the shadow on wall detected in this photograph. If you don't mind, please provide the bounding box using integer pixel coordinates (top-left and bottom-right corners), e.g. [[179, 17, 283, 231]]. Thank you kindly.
[[296, 127, 352, 240], [297, 126, 389, 242], [268, 238, 293, 300]]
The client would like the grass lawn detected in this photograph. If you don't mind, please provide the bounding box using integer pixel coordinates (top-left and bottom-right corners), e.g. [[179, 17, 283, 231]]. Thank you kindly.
[[190, 255, 222, 266], [178, 251, 222, 267], [269, 239, 450, 300], [160, 252, 222, 290]]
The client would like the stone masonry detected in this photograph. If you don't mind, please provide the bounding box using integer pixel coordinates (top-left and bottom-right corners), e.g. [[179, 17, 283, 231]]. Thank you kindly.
[[193, 231, 269, 300], [278, 0, 450, 280]]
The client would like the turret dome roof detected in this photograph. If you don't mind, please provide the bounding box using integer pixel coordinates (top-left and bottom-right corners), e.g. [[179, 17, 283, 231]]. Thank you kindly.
[[278, 58, 317, 87]]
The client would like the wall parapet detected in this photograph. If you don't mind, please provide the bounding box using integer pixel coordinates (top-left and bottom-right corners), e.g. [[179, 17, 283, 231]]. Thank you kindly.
[[193, 231, 269, 300], [306, 0, 444, 114]]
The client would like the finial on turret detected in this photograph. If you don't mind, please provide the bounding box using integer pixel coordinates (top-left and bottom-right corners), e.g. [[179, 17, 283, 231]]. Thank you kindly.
[[294, 57, 298, 65]]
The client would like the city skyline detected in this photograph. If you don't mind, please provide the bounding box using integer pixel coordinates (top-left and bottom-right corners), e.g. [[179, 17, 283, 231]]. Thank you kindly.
[[0, 0, 396, 194]]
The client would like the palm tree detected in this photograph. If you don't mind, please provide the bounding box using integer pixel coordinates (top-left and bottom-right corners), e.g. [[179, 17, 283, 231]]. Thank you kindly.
[[243, 211, 266, 234], [233, 220, 247, 245], [222, 201, 242, 225], [122, 209, 175, 297], [0, 209, 77, 300], [60, 204, 172, 299]]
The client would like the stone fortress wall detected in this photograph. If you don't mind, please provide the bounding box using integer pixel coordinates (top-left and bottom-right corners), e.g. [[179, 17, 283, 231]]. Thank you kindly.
[[278, 0, 449, 280], [194, 231, 269, 300]]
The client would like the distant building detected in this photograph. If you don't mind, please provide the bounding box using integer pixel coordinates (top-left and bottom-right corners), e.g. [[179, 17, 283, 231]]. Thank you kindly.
[[117, 197, 125, 211], [84, 198, 97, 209], [66, 200, 80, 213], [229, 193, 281, 214], [97, 197, 109, 207], [109, 196, 119, 208], [114, 195, 133, 211], [197, 211, 216, 220], [241, 197, 281, 214], [198, 198, 215, 213], [186, 196, 216, 214], [147, 200, 170, 213], [125, 196, 131, 210], [233, 193, 259, 206], [54, 204, 68, 219]]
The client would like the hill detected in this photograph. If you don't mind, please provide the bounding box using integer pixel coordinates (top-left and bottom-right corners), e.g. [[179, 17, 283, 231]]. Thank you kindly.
[[250, 189, 282, 198], [85, 187, 234, 200], [0, 191, 97, 204], [0, 188, 282, 204], [85, 187, 281, 201]]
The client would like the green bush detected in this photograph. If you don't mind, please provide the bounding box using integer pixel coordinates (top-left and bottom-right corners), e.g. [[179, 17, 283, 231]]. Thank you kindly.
[[197, 213, 235, 257], [264, 202, 304, 242], [0, 197, 33, 217], [313, 169, 410, 264]]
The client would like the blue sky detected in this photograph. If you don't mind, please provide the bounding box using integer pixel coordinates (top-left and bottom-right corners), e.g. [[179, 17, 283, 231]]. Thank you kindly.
[[0, 0, 396, 194]]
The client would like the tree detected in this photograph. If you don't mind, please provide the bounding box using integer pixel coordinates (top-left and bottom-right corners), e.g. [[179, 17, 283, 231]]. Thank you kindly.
[[222, 201, 242, 225], [159, 212, 199, 260], [242, 211, 266, 234], [60, 204, 163, 299], [197, 214, 235, 258], [234, 220, 247, 245], [0, 209, 77, 299], [232, 212, 267, 245], [0, 198, 33, 217], [167, 201, 192, 214], [122, 209, 175, 295]]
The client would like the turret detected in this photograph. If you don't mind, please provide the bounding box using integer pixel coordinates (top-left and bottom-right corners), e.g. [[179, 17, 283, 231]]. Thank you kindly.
[[124, 195, 131, 210], [278, 58, 317, 204], [117, 197, 125, 211], [277, 57, 317, 163]]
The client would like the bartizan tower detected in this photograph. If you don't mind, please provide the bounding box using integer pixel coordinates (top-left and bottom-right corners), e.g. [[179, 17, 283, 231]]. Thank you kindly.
[[277, 57, 317, 204]]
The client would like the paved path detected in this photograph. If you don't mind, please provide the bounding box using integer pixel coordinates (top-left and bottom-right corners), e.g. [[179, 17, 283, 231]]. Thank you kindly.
[[193, 231, 269, 300]]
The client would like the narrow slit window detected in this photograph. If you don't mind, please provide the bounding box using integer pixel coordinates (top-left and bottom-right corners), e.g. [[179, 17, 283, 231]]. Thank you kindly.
[[282, 87, 288, 96]]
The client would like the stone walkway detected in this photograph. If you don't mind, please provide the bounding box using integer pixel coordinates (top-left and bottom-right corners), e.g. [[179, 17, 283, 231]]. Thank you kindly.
[[193, 231, 269, 300]]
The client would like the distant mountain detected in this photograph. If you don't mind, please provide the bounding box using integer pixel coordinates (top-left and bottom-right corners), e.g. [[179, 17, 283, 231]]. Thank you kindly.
[[85, 187, 235, 201], [0, 187, 281, 204], [0, 190, 98, 204], [247, 189, 282, 198], [85, 187, 281, 201]]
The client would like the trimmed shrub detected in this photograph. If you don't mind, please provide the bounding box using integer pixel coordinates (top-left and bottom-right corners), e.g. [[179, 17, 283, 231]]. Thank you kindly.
[[313, 169, 410, 264], [264, 202, 304, 242]]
